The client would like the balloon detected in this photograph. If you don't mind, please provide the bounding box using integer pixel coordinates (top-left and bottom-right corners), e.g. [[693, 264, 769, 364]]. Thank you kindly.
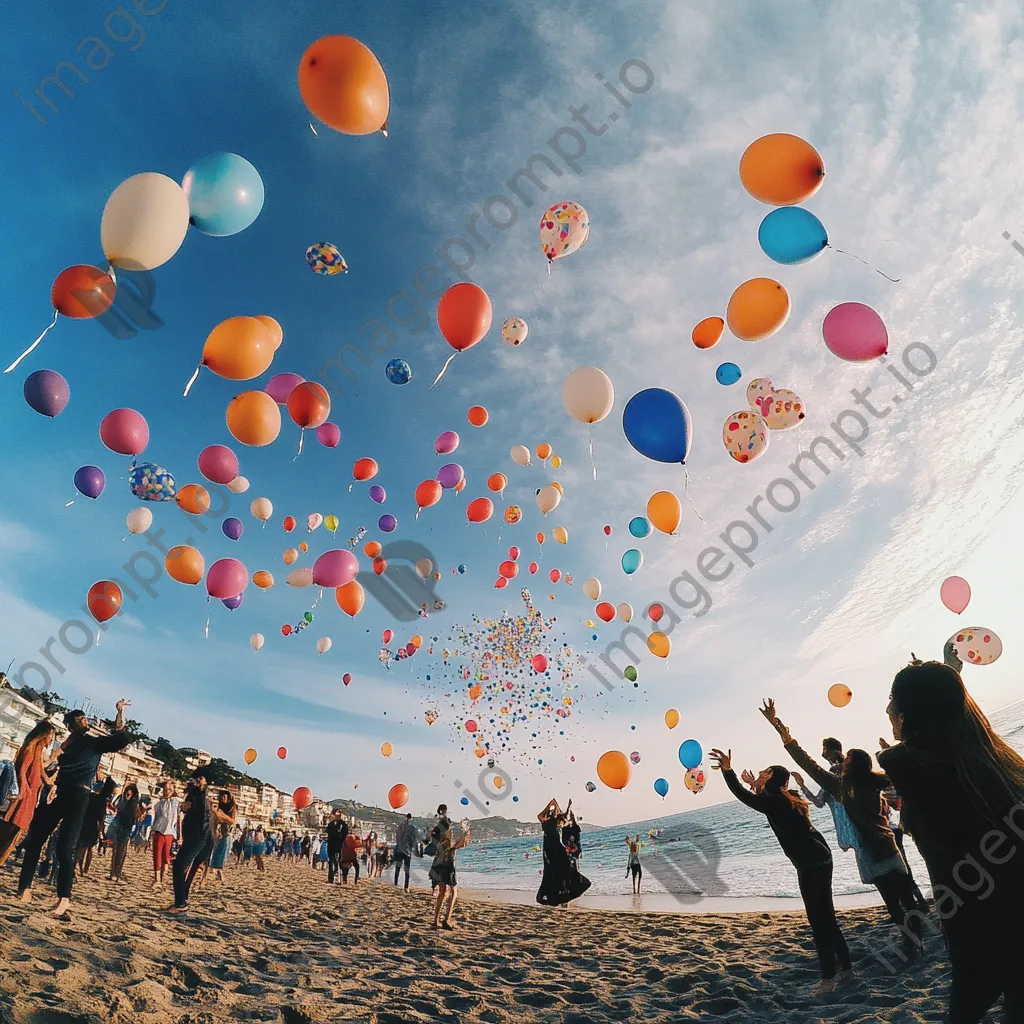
[[822, 302, 888, 362], [353, 458, 378, 482], [287, 382, 331, 429], [536, 485, 561, 516], [437, 283, 492, 353], [549, 569, 561, 584], [595, 602, 615, 623], [467, 498, 493, 524], [647, 631, 670, 658], [100, 408, 149, 456], [282, 548, 298, 565], [628, 517, 651, 540], [388, 784, 409, 810], [562, 366, 614, 424], [125, 508, 153, 535], [292, 787, 313, 811], [531, 654, 548, 673], [603, 525, 612, 536], [280, 516, 296, 532], [739, 133, 825, 206], [49, 265, 115, 319], [746, 376, 775, 415], [648, 603, 665, 623], [536, 532, 545, 545], [316, 637, 332, 655], [678, 739, 703, 769], [552, 526, 568, 544], [646, 491, 681, 535], [266, 372, 305, 405], [467, 405, 489, 427], [222, 594, 243, 611], [596, 750, 631, 790], [176, 484, 211, 516], [536, 443, 552, 461], [654, 778, 669, 798], [621, 549, 643, 575], [313, 550, 358, 588], [298, 35, 389, 136], [950, 627, 1003, 666], [540, 201, 590, 262], [181, 153, 264, 237], [499, 560, 519, 580], [551, 454, 562, 469], [684, 768, 706, 795], [226, 391, 281, 447], [692, 316, 724, 350], [101, 172, 190, 270], [622, 388, 693, 464], [244, 748, 258, 764], [287, 567, 314, 588], [23, 370, 69, 417], [366, 485, 386, 505], [343, 673, 352, 686], [382, 629, 393, 644], [410, 635, 422, 649], [298, 542, 309, 553], [664, 708, 679, 729], [435, 430, 460, 455], [761, 388, 805, 430], [364, 541, 382, 558], [324, 514, 339, 533], [416, 558, 433, 578], [228, 476, 250, 494], [727, 278, 791, 342], [940, 576, 971, 614], [252, 570, 274, 589], [198, 445, 239, 485], [502, 317, 528, 346], [129, 463, 175, 502], [585, 782, 597, 793], [723, 410, 770, 463], [381, 742, 393, 758], [828, 684, 853, 708], [624, 665, 638, 682], [87, 581, 122, 623], [378, 514, 398, 533], [74, 465, 105, 500], [336, 580, 366, 617], [254, 316, 283, 351], [415, 479, 444, 512], [617, 602, 633, 623], [207, 558, 247, 599], [716, 362, 742, 386], [305, 241, 348, 275], [385, 358, 412, 385], [758, 206, 828, 264], [583, 578, 602, 601], [550, 482, 564, 497], [251, 497, 273, 523], [307, 513, 323, 532], [281, 625, 292, 636], [317, 422, 341, 448], [528, 562, 538, 574], [272, 747, 286, 762]]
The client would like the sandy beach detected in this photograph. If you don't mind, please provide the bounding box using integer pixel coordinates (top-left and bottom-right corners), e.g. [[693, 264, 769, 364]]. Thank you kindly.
[[0, 859, 976, 1024]]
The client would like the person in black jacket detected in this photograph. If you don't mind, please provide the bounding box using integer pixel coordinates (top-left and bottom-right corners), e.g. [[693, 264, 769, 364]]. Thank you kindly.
[[326, 809, 347, 884], [709, 747, 852, 994], [170, 770, 211, 913]]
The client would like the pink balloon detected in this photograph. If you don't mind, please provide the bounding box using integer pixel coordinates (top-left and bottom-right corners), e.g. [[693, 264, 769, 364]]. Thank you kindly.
[[317, 422, 341, 448], [206, 558, 248, 599], [434, 430, 460, 455], [312, 549, 358, 588], [822, 302, 888, 362], [197, 444, 239, 485], [265, 372, 306, 405], [940, 576, 971, 614], [99, 408, 149, 456]]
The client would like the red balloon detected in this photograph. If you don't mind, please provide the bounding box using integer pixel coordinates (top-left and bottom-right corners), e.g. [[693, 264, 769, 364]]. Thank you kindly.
[[494, 578, 508, 589], [465, 720, 478, 733], [532, 654, 548, 673], [498, 560, 519, 579], [528, 561, 538, 574], [415, 479, 443, 510], [373, 557, 387, 575], [648, 603, 665, 622], [382, 629, 393, 644], [508, 546, 520, 560], [596, 602, 615, 622], [287, 381, 331, 428], [342, 673, 352, 685], [404, 642, 416, 657], [293, 786, 313, 810], [283, 516, 297, 532], [467, 497, 494, 523], [437, 283, 492, 352], [388, 783, 409, 810], [51, 265, 116, 319], [87, 581, 122, 623], [282, 624, 292, 636], [277, 747, 288, 759], [549, 568, 561, 584], [603, 525, 612, 536], [353, 457, 378, 482]]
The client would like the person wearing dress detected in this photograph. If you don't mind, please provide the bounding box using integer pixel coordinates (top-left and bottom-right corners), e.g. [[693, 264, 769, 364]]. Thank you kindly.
[[150, 780, 180, 888], [430, 818, 471, 930], [107, 782, 140, 882], [536, 799, 591, 907], [0, 721, 55, 867]]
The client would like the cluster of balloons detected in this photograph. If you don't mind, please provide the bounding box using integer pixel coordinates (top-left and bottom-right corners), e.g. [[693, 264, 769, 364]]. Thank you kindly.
[[724, 376, 806, 463]]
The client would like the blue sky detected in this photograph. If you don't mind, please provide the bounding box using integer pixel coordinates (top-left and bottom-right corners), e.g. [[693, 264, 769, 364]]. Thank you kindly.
[[2, 0, 1024, 825]]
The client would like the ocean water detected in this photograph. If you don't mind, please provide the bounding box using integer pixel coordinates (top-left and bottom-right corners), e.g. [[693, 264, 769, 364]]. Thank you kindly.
[[453, 700, 1024, 900]]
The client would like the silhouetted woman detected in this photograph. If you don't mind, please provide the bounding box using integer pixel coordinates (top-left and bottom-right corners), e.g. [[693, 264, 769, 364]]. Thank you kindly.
[[76, 777, 116, 876], [536, 799, 591, 907]]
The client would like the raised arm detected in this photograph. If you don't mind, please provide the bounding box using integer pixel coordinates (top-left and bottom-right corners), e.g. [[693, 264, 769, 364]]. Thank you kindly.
[[792, 772, 828, 808], [759, 700, 839, 796], [710, 748, 769, 812]]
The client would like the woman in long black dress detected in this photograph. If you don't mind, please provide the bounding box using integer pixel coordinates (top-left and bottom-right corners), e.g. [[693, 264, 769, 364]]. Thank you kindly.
[[536, 799, 590, 906]]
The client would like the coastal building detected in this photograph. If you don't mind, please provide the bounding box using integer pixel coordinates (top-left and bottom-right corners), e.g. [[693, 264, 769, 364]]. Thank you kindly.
[[100, 741, 164, 795], [0, 688, 56, 762]]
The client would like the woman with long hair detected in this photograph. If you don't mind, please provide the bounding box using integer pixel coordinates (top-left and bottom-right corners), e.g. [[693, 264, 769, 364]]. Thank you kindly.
[[209, 790, 236, 882], [76, 777, 117, 876], [709, 747, 852, 994], [878, 656, 1024, 1023], [107, 782, 140, 882], [150, 780, 180, 889], [536, 798, 591, 907], [0, 720, 55, 867]]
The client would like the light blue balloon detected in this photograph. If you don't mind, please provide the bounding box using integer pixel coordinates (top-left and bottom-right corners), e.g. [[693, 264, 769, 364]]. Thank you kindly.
[[716, 362, 742, 386], [622, 388, 693, 464], [678, 739, 703, 770], [621, 548, 643, 575], [654, 778, 669, 798], [182, 153, 265, 237], [628, 516, 652, 538], [757, 207, 827, 265]]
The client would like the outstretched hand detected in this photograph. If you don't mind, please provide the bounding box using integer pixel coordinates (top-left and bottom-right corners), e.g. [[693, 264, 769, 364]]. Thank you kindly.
[[740, 769, 757, 788], [878, 736, 891, 750], [116, 699, 132, 713], [759, 699, 791, 742], [791, 771, 804, 786], [708, 748, 732, 772]]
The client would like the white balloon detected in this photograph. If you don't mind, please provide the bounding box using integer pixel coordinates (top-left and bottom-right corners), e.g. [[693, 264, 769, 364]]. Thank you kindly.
[[501, 317, 529, 346], [250, 497, 273, 521], [582, 577, 602, 601], [126, 507, 153, 534], [316, 636, 332, 655], [536, 484, 561, 516], [228, 475, 250, 494], [250, 633, 264, 651], [562, 366, 614, 424], [761, 388, 806, 431], [746, 376, 775, 415], [101, 172, 191, 270], [307, 513, 323, 532], [416, 558, 433, 578], [510, 445, 531, 466], [286, 567, 314, 587], [617, 602, 633, 623], [949, 627, 1003, 666]]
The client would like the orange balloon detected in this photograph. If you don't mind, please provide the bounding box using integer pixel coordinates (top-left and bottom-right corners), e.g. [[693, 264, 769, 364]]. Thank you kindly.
[[646, 490, 682, 535], [739, 133, 825, 206], [298, 541, 309, 553], [388, 783, 409, 810], [550, 482, 564, 496], [487, 473, 507, 493], [298, 35, 390, 136], [536, 443, 552, 460], [536, 532, 545, 544], [437, 283, 492, 352], [455, 478, 466, 494], [176, 483, 211, 515], [364, 540, 382, 558], [410, 634, 423, 649], [283, 548, 298, 565], [252, 570, 274, 589], [692, 316, 724, 350], [373, 557, 387, 575], [87, 581, 122, 623], [726, 278, 791, 342], [415, 479, 443, 510], [226, 391, 282, 447], [202, 316, 275, 381], [287, 381, 331, 428], [336, 579, 366, 617], [51, 265, 115, 319], [165, 545, 204, 585], [466, 497, 493, 523], [254, 315, 283, 351], [597, 750, 632, 790], [467, 405, 489, 427], [353, 457, 378, 481]]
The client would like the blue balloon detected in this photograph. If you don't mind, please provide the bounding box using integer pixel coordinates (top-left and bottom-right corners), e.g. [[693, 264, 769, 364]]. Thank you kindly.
[[716, 362, 742, 386], [628, 516, 652, 538], [654, 778, 669, 798], [622, 388, 693, 464], [129, 462, 176, 502], [460, 796, 470, 806], [757, 207, 828, 265], [457, 564, 466, 574], [621, 548, 643, 575], [678, 739, 703, 770], [182, 153, 265, 237], [385, 358, 412, 385]]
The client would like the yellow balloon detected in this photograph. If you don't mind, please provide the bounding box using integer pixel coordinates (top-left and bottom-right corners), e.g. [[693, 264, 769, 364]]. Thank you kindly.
[[828, 684, 853, 708], [381, 742, 393, 757], [324, 514, 339, 533], [551, 454, 562, 469], [244, 748, 258, 765], [647, 631, 671, 658], [585, 620, 594, 628], [411, 634, 423, 649], [553, 526, 568, 544], [664, 708, 680, 729], [647, 490, 682, 535]]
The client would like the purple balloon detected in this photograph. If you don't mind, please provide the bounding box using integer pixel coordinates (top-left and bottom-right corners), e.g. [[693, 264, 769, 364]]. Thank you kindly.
[[317, 422, 341, 448], [24, 369, 70, 418], [265, 372, 306, 405], [222, 593, 244, 610], [436, 463, 464, 490], [378, 514, 398, 533], [74, 465, 105, 499], [223, 517, 243, 541], [368, 484, 386, 504], [434, 430, 460, 455]]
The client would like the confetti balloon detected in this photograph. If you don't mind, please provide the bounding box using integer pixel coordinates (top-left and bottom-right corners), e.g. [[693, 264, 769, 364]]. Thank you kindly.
[[504, 505, 523, 525], [629, 751, 641, 765], [828, 684, 853, 708], [746, 377, 775, 414], [585, 781, 597, 793], [306, 242, 348, 275], [385, 358, 412, 385], [723, 410, 769, 463], [501, 317, 529, 346], [129, 463, 176, 502], [540, 201, 590, 262], [949, 628, 1003, 666], [761, 389, 805, 430], [684, 768, 706, 794]]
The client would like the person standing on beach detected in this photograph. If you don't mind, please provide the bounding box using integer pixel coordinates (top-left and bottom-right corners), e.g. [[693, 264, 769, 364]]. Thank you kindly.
[[430, 817, 471, 930], [393, 813, 416, 890], [340, 829, 360, 884], [709, 747, 853, 995], [107, 782, 140, 883], [209, 790, 237, 883], [150, 780, 180, 889], [252, 825, 266, 872], [76, 777, 116, 877], [0, 720, 55, 867], [310, 833, 321, 868], [625, 835, 643, 894], [170, 769, 211, 913], [326, 810, 347, 883], [16, 700, 132, 917], [536, 799, 591, 906]]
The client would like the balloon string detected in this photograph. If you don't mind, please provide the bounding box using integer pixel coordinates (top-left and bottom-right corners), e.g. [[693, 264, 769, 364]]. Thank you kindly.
[[183, 364, 201, 397], [430, 351, 458, 389], [204, 610, 211, 639], [683, 466, 706, 524], [5, 310, 59, 374], [65, 497, 76, 508], [294, 427, 305, 461], [348, 483, 354, 493], [95, 629, 101, 647], [830, 246, 901, 283], [588, 428, 598, 481]]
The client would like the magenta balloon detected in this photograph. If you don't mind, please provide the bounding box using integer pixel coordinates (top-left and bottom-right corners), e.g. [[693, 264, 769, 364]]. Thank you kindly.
[[312, 549, 359, 588], [197, 444, 239, 485], [821, 302, 889, 362], [99, 408, 150, 456], [317, 422, 341, 448], [206, 557, 248, 599], [437, 463, 465, 490], [405, 642, 417, 657], [434, 430, 460, 455], [368, 484, 386, 504], [266, 372, 306, 405], [940, 576, 971, 615]]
